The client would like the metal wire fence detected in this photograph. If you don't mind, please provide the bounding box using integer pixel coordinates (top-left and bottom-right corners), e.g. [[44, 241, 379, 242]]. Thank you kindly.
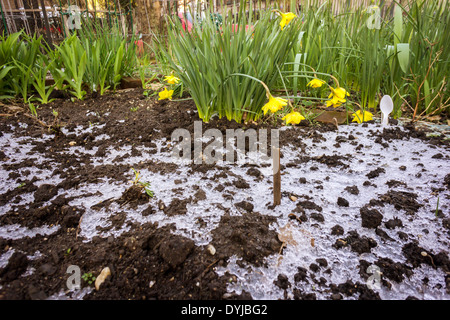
[[0, 0, 134, 44]]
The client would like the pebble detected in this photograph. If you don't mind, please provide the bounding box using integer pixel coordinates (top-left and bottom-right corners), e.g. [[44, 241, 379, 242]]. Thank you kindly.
[[95, 267, 111, 291], [207, 244, 216, 256]]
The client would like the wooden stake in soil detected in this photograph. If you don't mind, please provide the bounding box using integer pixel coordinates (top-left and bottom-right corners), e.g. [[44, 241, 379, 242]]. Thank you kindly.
[[39, 0, 53, 48], [273, 147, 281, 206]]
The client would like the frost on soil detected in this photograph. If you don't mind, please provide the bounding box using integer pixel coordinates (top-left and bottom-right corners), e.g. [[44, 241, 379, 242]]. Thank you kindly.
[[1, 120, 449, 300]]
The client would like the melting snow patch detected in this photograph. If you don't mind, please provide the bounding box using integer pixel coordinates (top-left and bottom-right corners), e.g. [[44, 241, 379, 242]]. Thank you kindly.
[[0, 224, 60, 240]]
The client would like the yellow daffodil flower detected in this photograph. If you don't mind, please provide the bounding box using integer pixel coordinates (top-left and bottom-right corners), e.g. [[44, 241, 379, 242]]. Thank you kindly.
[[351, 110, 374, 123], [262, 94, 288, 115], [279, 12, 297, 30], [327, 87, 350, 108], [158, 87, 174, 100], [164, 75, 180, 85], [326, 96, 343, 108], [282, 111, 305, 125], [307, 78, 326, 88], [329, 87, 350, 100]]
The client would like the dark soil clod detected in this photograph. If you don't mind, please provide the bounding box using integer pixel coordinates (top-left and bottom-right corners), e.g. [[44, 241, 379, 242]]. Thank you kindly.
[[331, 225, 345, 236], [211, 212, 281, 267], [378, 191, 422, 215], [0, 252, 29, 283], [333, 230, 377, 254], [235, 201, 254, 213], [34, 184, 59, 203], [366, 167, 386, 179], [360, 206, 383, 229], [337, 197, 349, 207], [385, 217, 404, 230], [164, 198, 191, 216], [344, 185, 359, 195]]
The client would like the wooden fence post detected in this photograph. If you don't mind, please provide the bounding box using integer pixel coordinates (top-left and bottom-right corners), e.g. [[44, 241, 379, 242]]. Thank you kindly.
[[273, 146, 281, 206]]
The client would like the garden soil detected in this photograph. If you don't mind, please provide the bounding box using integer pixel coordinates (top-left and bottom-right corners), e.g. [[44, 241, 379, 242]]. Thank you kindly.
[[0, 88, 449, 300]]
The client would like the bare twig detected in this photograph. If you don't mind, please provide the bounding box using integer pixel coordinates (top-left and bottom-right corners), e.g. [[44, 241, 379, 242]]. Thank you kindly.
[[200, 259, 220, 279], [417, 76, 448, 119]]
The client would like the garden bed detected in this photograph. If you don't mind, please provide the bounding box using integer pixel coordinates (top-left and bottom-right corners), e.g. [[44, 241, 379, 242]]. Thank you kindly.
[[0, 88, 449, 300]]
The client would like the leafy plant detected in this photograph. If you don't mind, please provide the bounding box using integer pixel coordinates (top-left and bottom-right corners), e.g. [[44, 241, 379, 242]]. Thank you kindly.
[[77, 21, 137, 94], [0, 32, 22, 99], [279, 0, 449, 118], [64, 248, 72, 257], [0, 64, 15, 99], [29, 56, 56, 104], [0, 32, 42, 102], [82, 38, 112, 94], [131, 168, 154, 197], [55, 34, 87, 100], [28, 102, 38, 117], [11, 59, 34, 103], [160, 1, 302, 123], [435, 197, 440, 217], [138, 55, 157, 90], [112, 42, 125, 90], [0, 31, 22, 65], [81, 272, 96, 285]]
